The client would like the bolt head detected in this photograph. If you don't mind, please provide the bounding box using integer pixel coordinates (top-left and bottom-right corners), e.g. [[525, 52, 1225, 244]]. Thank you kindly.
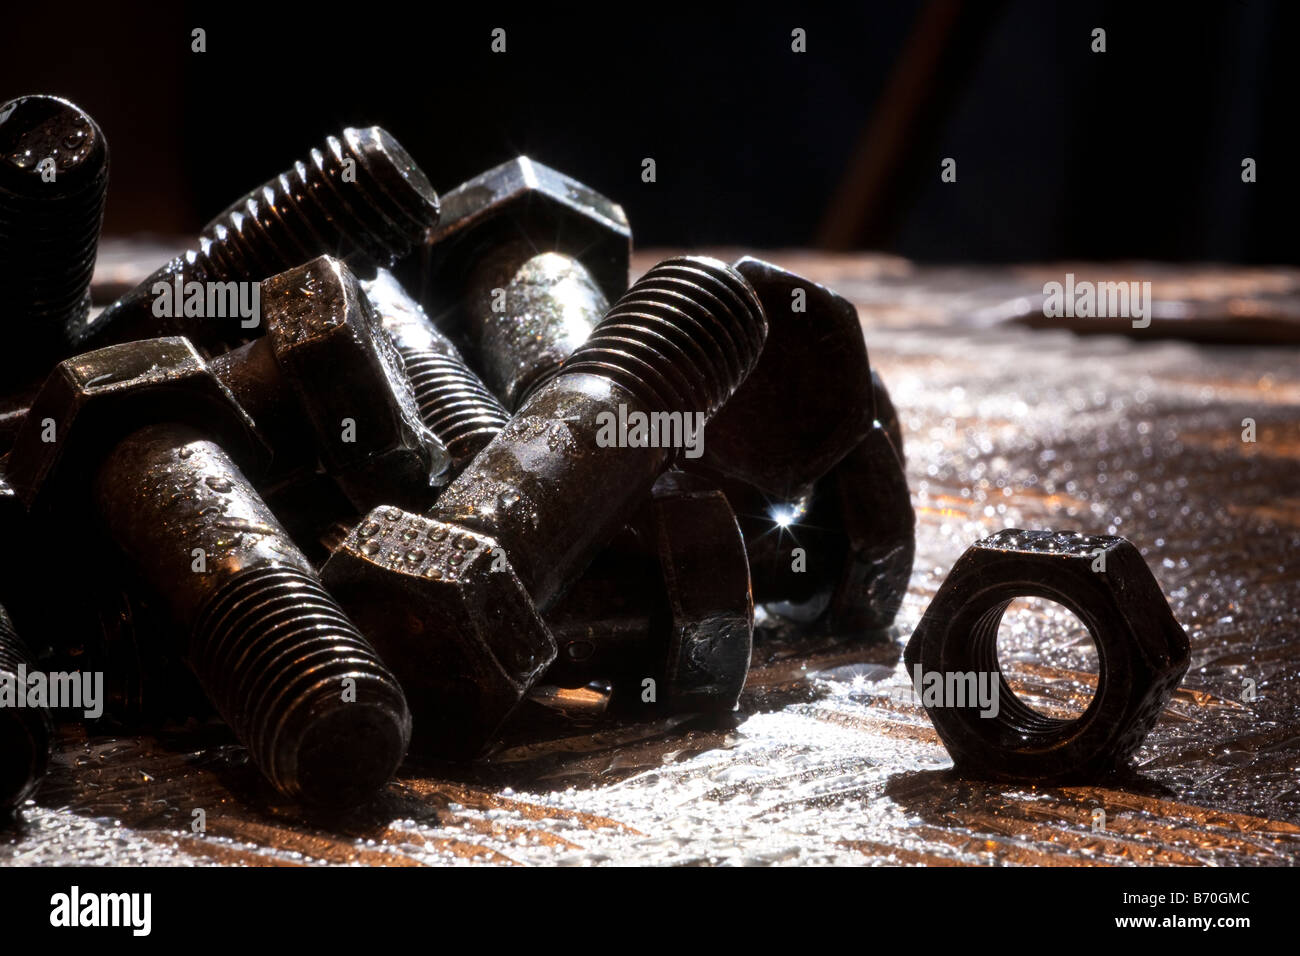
[[698, 257, 875, 501], [424, 156, 631, 305], [262, 256, 450, 509], [320, 507, 557, 760], [5, 337, 267, 511]]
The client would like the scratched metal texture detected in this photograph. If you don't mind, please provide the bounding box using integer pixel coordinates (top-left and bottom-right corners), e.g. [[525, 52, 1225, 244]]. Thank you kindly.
[[2, 243, 1298, 866]]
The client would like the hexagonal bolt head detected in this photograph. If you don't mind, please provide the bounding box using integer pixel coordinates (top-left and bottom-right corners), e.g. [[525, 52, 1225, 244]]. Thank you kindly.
[[5, 336, 267, 512], [422, 155, 630, 307], [904, 530, 1190, 783], [695, 256, 875, 501], [413, 156, 631, 408], [320, 507, 556, 760], [249, 255, 449, 508]]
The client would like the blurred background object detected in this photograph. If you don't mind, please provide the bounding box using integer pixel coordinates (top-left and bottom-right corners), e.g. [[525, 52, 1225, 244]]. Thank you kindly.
[[2, 0, 1295, 263]]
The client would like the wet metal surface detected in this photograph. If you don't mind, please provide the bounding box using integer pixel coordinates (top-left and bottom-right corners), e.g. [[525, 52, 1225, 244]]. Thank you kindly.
[[3, 245, 1298, 865]]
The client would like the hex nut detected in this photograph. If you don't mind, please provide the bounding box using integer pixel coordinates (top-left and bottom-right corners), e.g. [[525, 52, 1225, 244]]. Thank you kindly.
[[904, 529, 1191, 782], [4, 336, 267, 511], [546, 474, 753, 714], [423, 156, 630, 306], [260, 256, 449, 507], [636, 474, 752, 713], [320, 507, 557, 760], [697, 256, 874, 500]]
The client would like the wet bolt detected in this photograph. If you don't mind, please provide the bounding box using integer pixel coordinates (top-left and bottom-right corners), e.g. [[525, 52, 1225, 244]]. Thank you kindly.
[[66, 126, 439, 356], [322, 256, 767, 758], [414, 157, 630, 409], [363, 269, 508, 472], [92, 423, 411, 806], [0, 95, 108, 382]]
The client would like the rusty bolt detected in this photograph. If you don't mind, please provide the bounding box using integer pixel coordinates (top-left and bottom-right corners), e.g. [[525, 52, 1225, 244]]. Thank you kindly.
[[412, 157, 630, 409], [7, 339, 411, 805], [904, 529, 1190, 783], [208, 256, 448, 509], [362, 269, 508, 472], [0, 602, 51, 814], [0, 95, 108, 382], [321, 256, 766, 758], [65, 127, 439, 356], [545, 473, 752, 715]]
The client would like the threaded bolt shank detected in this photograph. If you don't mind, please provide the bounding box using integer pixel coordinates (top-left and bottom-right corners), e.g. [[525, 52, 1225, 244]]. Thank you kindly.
[[67, 126, 439, 355], [92, 423, 410, 805], [0, 95, 108, 375], [433, 256, 767, 608]]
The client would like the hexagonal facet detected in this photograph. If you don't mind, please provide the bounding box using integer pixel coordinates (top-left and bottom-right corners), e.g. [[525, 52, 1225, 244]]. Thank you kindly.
[[641, 476, 753, 713], [425, 156, 631, 304], [904, 529, 1190, 782], [697, 257, 875, 500], [5, 336, 265, 510], [261, 256, 449, 507], [320, 507, 556, 759]]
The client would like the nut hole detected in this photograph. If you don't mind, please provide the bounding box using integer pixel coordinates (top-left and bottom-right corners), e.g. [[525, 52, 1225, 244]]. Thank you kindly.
[[991, 597, 1099, 724]]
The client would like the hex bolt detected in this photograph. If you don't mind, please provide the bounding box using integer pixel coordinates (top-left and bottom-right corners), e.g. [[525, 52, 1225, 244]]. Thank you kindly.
[[0, 603, 51, 814], [414, 157, 630, 410], [436, 255, 765, 607], [0, 95, 108, 381], [322, 256, 767, 757], [358, 275, 752, 714], [65, 126, 439, 355], [363, 269, 508, 471], [91, 423, 411, 805], [205, 256, 448, 509]]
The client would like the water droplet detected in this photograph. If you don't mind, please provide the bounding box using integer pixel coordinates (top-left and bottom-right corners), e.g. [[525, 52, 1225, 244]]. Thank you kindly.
[[205, 477, 233, 493]]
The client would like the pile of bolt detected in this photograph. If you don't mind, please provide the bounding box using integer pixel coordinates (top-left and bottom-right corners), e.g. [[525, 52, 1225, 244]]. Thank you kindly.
[[0, 95, 915, 810]]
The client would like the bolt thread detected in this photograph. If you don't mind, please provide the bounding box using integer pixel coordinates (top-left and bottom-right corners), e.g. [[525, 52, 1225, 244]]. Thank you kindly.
[[397, 344, 510, 467], [0, 95, 107, 341], [0, 607, 34, 677], [190, 566, 410, 804], [0, 604, 51, 810], [198, 127, 438, 280], [559, 256, 767, 417]]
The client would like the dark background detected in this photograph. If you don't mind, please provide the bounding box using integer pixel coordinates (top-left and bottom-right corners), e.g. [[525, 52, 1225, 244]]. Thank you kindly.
[[2, 0, 1295, 263]]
